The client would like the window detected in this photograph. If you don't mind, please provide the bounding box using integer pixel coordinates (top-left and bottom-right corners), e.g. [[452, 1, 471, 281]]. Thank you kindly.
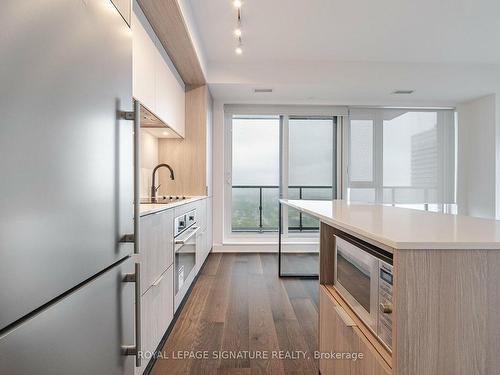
[[227, 113, 339, 235], [349, 120, 373, 182], [347, 109, 456, 211], [231, 116, 280, 232], [287, 117, 336, 232]]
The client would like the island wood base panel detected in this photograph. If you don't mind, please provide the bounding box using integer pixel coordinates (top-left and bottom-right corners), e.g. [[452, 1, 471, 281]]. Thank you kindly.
[[318, 222, 500, 375]]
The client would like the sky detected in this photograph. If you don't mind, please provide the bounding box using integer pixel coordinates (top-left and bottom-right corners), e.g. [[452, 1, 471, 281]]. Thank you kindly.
[[232, 117, 334, 187]]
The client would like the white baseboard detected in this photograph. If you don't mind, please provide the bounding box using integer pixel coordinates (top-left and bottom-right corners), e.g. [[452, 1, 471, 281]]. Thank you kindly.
[[212, 243, 318, 253]]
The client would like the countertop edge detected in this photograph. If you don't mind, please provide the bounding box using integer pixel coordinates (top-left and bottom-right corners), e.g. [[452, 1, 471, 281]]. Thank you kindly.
[[139, 196, 208, 217], [280, 199, 500, 250]]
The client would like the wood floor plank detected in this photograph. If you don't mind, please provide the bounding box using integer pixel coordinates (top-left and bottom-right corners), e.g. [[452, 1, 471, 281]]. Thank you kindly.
[[201, 252, 223, 276], [248, 271, 286, 375], [289, 297, 319, 355], [220, 258, 250, 369], [204, 254, 234, 323]]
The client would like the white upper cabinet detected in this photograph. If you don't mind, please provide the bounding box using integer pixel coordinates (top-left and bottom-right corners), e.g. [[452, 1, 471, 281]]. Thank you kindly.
[[155, 50, 185, 137], [132, 11, 156, 112], [132, 7, 185, 138]]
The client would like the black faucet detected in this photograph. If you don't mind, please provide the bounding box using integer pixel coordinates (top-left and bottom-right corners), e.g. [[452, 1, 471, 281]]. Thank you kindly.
[[151, 164, 175, 202]]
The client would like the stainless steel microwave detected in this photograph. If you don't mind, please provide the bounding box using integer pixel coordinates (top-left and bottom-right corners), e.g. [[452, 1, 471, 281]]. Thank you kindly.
[[334, 236, 393, 351]]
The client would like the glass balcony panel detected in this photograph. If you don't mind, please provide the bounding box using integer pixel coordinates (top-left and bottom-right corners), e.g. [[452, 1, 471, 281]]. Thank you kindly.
[[231, 187, 260, 231], [262, 187, 279, 230]]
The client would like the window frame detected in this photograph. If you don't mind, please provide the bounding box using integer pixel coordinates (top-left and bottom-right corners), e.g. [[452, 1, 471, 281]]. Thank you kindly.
[[345, 108, 456, 209], [223, 105, 346, 244]]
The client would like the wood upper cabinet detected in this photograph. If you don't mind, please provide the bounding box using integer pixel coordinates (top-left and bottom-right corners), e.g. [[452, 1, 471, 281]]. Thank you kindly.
[[132, 7, 185, 137], [319, 286, 391, 375]]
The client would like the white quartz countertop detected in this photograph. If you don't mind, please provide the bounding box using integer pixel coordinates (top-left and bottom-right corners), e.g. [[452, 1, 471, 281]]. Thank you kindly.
[[139, 196, 207, 216], [280, 199, 500, 250]]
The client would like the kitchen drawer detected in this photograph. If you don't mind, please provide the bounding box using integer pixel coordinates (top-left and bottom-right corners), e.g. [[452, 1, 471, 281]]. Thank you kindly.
[[136, 265, 174, 375], [319, 286, 391, 375], [173, 200, 198, 218], [140, 209, 173, 294]]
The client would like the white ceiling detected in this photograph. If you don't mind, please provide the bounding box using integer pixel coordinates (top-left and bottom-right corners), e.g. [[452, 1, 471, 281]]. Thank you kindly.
[[187, 0, 500, 105]]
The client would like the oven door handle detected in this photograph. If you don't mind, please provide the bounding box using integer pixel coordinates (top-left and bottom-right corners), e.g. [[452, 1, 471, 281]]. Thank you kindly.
[[175, 226, 200, 245]]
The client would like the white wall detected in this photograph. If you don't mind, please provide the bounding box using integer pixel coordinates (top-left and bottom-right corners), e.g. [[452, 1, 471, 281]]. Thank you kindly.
[[457, 94, 499, 219]]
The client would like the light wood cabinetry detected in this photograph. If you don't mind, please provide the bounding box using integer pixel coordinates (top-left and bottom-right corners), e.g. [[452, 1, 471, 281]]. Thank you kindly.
[[320, 286, 391, 375], [139, 209, 173, 295], [136, 265, 174, 375], [137, 199, 212, 374], [317, 219, 500, 375], [132, 7, 185, 137], [393, 249, 500, 375], [138, 207, 175, 375]]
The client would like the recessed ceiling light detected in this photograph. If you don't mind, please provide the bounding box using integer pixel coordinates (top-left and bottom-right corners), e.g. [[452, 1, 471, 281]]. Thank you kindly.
[[234, 28, 242, 37], [235, 46, 243, 55], [392, 90, 415, 95], [162, 130, 169, 135], [233, 0, 242, 8]]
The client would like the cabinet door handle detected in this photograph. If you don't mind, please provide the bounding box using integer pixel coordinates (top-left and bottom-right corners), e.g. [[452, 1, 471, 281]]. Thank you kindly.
[[334, 305, 356, 327], [152, 272, 165, 287]]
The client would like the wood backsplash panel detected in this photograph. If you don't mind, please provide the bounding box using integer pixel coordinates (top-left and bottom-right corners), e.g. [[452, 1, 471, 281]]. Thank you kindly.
[[158, 85, 208, 196]]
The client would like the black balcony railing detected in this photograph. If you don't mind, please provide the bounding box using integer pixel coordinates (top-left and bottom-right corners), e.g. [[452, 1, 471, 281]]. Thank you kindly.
[[231, 185, 333, 232]]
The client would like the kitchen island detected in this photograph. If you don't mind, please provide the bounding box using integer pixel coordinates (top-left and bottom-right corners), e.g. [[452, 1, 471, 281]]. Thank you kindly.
[[280, 199, 500, 375]]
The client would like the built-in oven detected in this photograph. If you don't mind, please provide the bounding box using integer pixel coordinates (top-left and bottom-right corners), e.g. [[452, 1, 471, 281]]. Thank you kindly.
[[334, 235, 393, 351], [174, 210, 198, 309]]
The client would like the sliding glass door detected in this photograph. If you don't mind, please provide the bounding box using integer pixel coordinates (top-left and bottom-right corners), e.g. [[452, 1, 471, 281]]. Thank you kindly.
[[226, 111, 340, 278]]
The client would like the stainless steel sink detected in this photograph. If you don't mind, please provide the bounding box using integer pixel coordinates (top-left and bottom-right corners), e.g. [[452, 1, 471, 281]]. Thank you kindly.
[[140, 196, 188, 204]]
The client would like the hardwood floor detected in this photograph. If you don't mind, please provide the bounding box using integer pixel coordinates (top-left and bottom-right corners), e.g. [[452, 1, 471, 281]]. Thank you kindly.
[[150, 253, 319, 375], [281, 253, 319, 275]]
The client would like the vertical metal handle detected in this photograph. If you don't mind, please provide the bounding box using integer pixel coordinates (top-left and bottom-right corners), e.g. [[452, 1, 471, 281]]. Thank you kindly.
[[133, 99, 141, 367], [120, 100, 141, 367], [122, 262, 141, 366]]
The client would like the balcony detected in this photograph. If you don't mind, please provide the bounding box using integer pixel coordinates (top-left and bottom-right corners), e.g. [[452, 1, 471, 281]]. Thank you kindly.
[[231, 185, 333, 233]]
